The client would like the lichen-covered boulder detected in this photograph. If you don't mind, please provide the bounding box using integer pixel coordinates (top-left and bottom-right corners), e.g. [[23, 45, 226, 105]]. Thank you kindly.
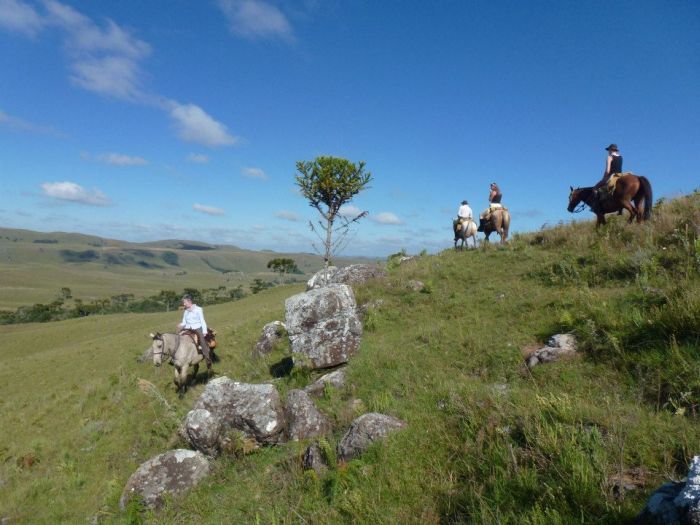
[[285, 284, 362, 369], [192, 376, 286, 445], [306, 266, 338, 290], [636, 455, 700, 525], [252, 321, 286, 358], [183, 409, 221, 457], [337, 413, 407, 461], [119, 449, 210, 510], [331, 264, 387, 287], [285, 389, 332, 441], [303, 368, 348, 397]]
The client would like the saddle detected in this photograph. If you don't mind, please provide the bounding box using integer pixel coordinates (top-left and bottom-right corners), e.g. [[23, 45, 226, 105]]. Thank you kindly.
[[178, 328, 217, 352], [453, 218, 474, 234]]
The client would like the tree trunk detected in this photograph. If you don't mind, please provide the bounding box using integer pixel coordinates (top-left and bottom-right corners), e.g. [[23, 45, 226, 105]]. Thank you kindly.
[[324, 215, 334, 268]]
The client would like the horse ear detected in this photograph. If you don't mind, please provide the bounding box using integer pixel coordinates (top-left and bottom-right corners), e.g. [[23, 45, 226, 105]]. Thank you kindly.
[[570, 186, 573, 191]]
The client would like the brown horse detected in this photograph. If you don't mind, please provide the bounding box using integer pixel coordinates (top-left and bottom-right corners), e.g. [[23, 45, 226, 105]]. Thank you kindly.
[[568, 174, 653, 227]]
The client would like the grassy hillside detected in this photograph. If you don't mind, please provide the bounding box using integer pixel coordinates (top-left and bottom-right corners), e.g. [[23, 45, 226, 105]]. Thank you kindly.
[[0, 192, 698, 524], [0, 228, 372, 309]]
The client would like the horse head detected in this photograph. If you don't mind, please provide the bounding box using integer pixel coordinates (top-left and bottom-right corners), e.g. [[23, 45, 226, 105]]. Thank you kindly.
[[149, 332, 166, 367], [567, 186, 584, 213]]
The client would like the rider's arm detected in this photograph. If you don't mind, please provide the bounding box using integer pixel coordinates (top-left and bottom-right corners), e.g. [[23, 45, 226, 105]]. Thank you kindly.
[[180, 309, 187, 328], [603, 155, 613, 179], [197, 306, 208, 334]]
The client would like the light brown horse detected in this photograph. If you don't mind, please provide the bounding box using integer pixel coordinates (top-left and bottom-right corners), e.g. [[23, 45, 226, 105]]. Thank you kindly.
[[454, 219, 478, 249], [480, 209, 510, 244], [149, 332, 209, 398], [568, 174, 653, 227]]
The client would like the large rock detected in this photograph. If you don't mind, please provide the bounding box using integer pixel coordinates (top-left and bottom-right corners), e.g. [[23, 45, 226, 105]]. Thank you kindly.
[[337, 413, 407, 461], [191, 376, 286, 446], [306, 264, 386, 290], [303, 368, 348, 397], [119, 449, 210, 511], [285, 284, 362, 369], [527, 333, 578, 368], [252, 321, 286, 358], [306, 266, 338, 290], [183, 409, 221, 457], [636, 456, 700, 525], [285, 389, 332, 441]]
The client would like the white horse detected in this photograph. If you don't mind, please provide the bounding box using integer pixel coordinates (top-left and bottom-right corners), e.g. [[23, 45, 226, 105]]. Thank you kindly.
[[149, 332, 210, 398], [454, 219, 478, 249]]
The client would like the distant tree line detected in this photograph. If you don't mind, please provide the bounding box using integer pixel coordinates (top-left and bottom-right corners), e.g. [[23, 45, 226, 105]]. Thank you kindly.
[[0, 278, 286, 324]]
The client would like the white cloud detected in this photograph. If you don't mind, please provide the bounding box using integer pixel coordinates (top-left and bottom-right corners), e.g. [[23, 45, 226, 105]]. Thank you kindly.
[[193, 203, 225, 216], [371, 212, 402, 225], [0, 109, 65, 137], [275, 210, 301, 222], [218, 0, 294, 41], [241, 167, 267, 180], [187, 153, 210, 164], [338, 204, 363, 218], [0, 0, 45, 36], [41, 181, 110, 206], [70, 56, 143, 100], [96, 153, 148, 166], [170, 102, 238, 148]]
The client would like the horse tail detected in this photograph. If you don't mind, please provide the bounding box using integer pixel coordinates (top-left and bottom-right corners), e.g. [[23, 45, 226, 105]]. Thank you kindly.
[[501, 210, 510, 241], [639, 176, 653, 220]]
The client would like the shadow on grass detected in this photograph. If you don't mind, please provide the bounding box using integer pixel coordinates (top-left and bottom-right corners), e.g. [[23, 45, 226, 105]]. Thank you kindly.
[[269, 357, 294, 378]]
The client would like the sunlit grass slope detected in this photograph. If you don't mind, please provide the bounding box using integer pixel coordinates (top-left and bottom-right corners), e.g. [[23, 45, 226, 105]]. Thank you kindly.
[[0, 191, 698, 524]]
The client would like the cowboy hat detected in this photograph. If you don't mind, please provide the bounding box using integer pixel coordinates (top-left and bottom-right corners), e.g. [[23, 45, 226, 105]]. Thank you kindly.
[[461, 200, 468, 205], [605, 144, 619, 151]]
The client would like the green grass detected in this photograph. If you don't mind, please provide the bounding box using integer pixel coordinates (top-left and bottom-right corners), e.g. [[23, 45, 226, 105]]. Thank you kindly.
[[1, 192, 699, 524]]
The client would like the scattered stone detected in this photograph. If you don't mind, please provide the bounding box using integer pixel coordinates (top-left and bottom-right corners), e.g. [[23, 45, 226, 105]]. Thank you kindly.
[[303, 368, 348, 397], [183, 409, 222, 457], [303, 442, 329, 475], [285, 390, 332, 441], [526, 333, 578, 368], [119, 449, 211, 511], [285, 284, 362, 369], [397, 256, 417, 265], [406, 280, 425, 292], [252, 321, 287, 358], [191, 376, 286, 446], [636, 455, 700, 524], [306, 266, 338, 290], [337, 413, 407, 461]]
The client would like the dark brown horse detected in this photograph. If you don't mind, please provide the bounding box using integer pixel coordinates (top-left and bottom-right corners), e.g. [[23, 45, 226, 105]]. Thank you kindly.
[[568, 174, 653, 227]]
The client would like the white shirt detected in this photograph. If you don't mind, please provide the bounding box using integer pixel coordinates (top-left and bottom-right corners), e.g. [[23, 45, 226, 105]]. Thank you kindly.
[[458, 204, 473, 219], [181, 304, 207, 333]]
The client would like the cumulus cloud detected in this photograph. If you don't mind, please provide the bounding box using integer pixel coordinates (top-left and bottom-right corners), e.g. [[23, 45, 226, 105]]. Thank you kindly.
[[193, 203, 225, 216], [218, 0, 294, 41], [1, 1, 238, 147], [371, 212, 402, 225], [187, 153, 210, 164], [0, 0, 44, 36], [81, 152, 148, 166], [338, 204, 364, 218], [241, 167, 267, 180], [275, 210, 300, 222], [170, 102, 238, 148], [41, 181, 110, 206]]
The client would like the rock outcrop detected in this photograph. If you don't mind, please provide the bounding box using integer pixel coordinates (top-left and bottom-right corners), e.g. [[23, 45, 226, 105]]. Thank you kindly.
[[187, 377, 286, 449], [284, 389, 332, 441], [182, 409, 221, 457], [303, 368, 348, 397], [119, 449, 210, 510], [285, 284, 362, 369], [636, 455, 700, 524], [527, 333, 577, 368], [306, 266, 338, 290], [253, 321, 286, 358], [303, 442, 329, 475], [337, 413, 407, 461], [306, 264, 386, 290]]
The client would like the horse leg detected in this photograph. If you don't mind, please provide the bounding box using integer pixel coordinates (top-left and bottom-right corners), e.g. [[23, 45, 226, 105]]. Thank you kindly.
[[178, 363, 189, 399], [193, 363, 199, 382], [620, 200, 636, 223]]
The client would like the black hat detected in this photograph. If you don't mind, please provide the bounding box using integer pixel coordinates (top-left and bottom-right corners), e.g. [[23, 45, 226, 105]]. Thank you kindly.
[[461, 200, 468, 205], [605, 144, 619, 151]]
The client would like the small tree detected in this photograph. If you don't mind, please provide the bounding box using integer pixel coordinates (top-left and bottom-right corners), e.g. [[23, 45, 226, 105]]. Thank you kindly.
[[267, 257, 300, 275], [295, 156, 372, 267]]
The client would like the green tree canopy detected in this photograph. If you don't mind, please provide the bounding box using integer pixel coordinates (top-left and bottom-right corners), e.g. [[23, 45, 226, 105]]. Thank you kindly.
[[267, 257, 300, 275]]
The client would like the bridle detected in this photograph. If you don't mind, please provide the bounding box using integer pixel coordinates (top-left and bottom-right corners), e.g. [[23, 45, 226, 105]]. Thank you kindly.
[[152, 333, 180, 364], [569, 189, 587, 214]]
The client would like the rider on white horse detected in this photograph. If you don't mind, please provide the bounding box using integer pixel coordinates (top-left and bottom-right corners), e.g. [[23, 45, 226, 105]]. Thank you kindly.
[[178, 294, 212, 366], [454, 200, 474, 241]]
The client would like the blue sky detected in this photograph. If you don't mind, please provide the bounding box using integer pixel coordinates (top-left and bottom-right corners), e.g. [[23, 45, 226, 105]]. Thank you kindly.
[[1, 0, 698, 256]]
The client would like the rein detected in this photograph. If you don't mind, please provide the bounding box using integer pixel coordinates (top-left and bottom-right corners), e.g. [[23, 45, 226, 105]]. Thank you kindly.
[[570, 202, 587, 213], [153, 333, 181, 364]]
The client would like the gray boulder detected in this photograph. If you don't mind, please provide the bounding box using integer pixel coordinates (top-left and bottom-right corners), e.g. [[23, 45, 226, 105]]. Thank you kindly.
[[304, 368, 348, 397], [331, 264, 387, 287], [337, 413, 407, 461], [183, 409, 221, 457], [407, 280, 425, 292], [285, 284, 362, 369], [285, 389, 332, 441], [303, 442, 329, 475], [192, 376, 286, 445], [253, 321, 286, 358], [527, 333, 578, 368], [636, 455, 700, 525], [306, 266, 338, 290], [119, 449, 210, 511]]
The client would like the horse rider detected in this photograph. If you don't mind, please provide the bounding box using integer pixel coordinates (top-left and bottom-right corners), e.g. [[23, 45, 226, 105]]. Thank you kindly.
[[178, 294, 212, 366], [479, 183, 503, 231], [454, 200, 473, 240], [595, 144, 623, 191]]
